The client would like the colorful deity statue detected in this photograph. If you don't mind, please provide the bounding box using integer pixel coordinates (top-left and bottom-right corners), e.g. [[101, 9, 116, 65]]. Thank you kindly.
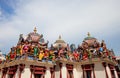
[[6, 54, 10, 62], [49, 50, 55, 61], [73, 51, 79, 61], [64, 51, 69, 60], [16, 45, 22, 57], [23, 41, 29, 54], [58, 49, 64, 59], [49, 50, 53, 60], [104, 49, 110, 58], [83, 51, 88, 60], [11, 47, 16, 53], [82, 42, 89, 49], [29, 45, 34, 55], [18, 34, 24, 45], [79, 51, 83, 60], [70, 44, 76, 52], [69, 52, 73, 61], [99, 46, 103, 52], [44, 49, 49, 60], [33, 46, 39, 57], [38, 50, 44, 61], [87, 49, 92, 59], [9, 47, 16, 60], [101, 40, 107, 50], [93, 40, 99, 48], [10, 52, 16, 60]]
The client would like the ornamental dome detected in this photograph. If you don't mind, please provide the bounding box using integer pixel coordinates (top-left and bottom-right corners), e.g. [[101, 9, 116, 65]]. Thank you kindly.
[[83, 32, 96, 41], [52, 35, 67, 49], [82, 32, 99, 48], [26, 27, 42, 43]]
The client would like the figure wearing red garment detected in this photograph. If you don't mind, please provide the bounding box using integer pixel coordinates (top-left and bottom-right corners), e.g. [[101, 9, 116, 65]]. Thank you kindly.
[[83, 51, 88, 60], [23, 41, 29, 54], [58, 48, 64, 59], [73, 51, 79, 61], [44, 49, 49, 61], [10, 47, 16, 60]]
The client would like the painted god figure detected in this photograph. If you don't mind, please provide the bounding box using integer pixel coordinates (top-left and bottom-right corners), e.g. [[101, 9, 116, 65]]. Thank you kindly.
[[73, 51, 79, 61], [23, 41, 29, 54], [16, 45, 22, 57], [39, 50, 44, 61], [33, 46, 39, 57], [44, 49, 49, 60]]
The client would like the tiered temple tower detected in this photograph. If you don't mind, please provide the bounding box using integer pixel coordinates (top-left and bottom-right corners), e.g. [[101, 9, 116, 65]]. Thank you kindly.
[[0, 28, 119, 78]]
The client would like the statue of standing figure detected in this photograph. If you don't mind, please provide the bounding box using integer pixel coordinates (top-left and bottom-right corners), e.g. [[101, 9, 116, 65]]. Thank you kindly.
[[18, 34, 24, 45], [33, 45, 39, 58]]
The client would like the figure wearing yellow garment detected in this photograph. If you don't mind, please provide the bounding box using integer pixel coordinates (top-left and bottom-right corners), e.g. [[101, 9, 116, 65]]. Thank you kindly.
[[20, 45, 23, 56], [39, 50, 44, 61], [49, 50, 55, 61]]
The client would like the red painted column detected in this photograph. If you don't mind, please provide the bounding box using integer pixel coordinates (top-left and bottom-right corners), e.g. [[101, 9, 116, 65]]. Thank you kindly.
[[81, 65, 85, 78], [50, 66, 55, 78], [14, 65, 18, 78], [102, 62, 108, 78], [66, 64, 69, 78], [59, 63, 62, 78], [91, 64, 96, 78], [30, 65, 34, 78], [2, 68, 8, 78], [19, 64, 25, 78]]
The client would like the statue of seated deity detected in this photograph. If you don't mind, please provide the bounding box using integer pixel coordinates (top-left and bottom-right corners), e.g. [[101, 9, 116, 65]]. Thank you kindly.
[[23, 41, 30, 54], [73, 51, 79, 61], [38, 50, 44, 61]]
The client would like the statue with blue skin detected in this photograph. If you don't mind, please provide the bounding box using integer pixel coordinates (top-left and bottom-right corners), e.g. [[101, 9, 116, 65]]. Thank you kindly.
[[70, 44, 76, 52]]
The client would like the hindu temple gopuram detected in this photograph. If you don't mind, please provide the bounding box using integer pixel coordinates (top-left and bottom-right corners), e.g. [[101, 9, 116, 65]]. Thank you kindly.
[[0, 28, 119, 78]]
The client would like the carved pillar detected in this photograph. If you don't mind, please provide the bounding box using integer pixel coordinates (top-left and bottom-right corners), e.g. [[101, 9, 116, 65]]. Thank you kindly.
[[91, 64, 96, 78], [108, 64, 118, 78], [66, 64, 74, 78], [2, 67, 8, 78], [45, 67, 51, 78], [61, 63, 67, 78], [15, 66, 20, 78], [14, 65, 18, 78], [106, 64, 114, 78], [114, 68, 118, 78], [102, 62, 108, 78], [73, 65, 77, 78], [0, 69, 2, 78], [30, 65, 34, 78], [81, 65, 85, 78], [59, 63, 62, 78], [19, 64, 25, 78], [50, 66, 55, 78], [33, 66, 46, 78]]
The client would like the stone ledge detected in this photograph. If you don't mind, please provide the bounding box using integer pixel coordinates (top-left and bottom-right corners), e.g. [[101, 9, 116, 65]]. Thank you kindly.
[[0, 59, 54, 69]]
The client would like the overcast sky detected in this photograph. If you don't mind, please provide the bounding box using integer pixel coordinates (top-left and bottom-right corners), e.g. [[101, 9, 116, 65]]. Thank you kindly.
[[0, 0, 120, 56]]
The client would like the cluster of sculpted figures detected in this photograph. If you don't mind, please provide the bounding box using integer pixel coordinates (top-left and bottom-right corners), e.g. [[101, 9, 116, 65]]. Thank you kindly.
[[0, 30, 116, 64]]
